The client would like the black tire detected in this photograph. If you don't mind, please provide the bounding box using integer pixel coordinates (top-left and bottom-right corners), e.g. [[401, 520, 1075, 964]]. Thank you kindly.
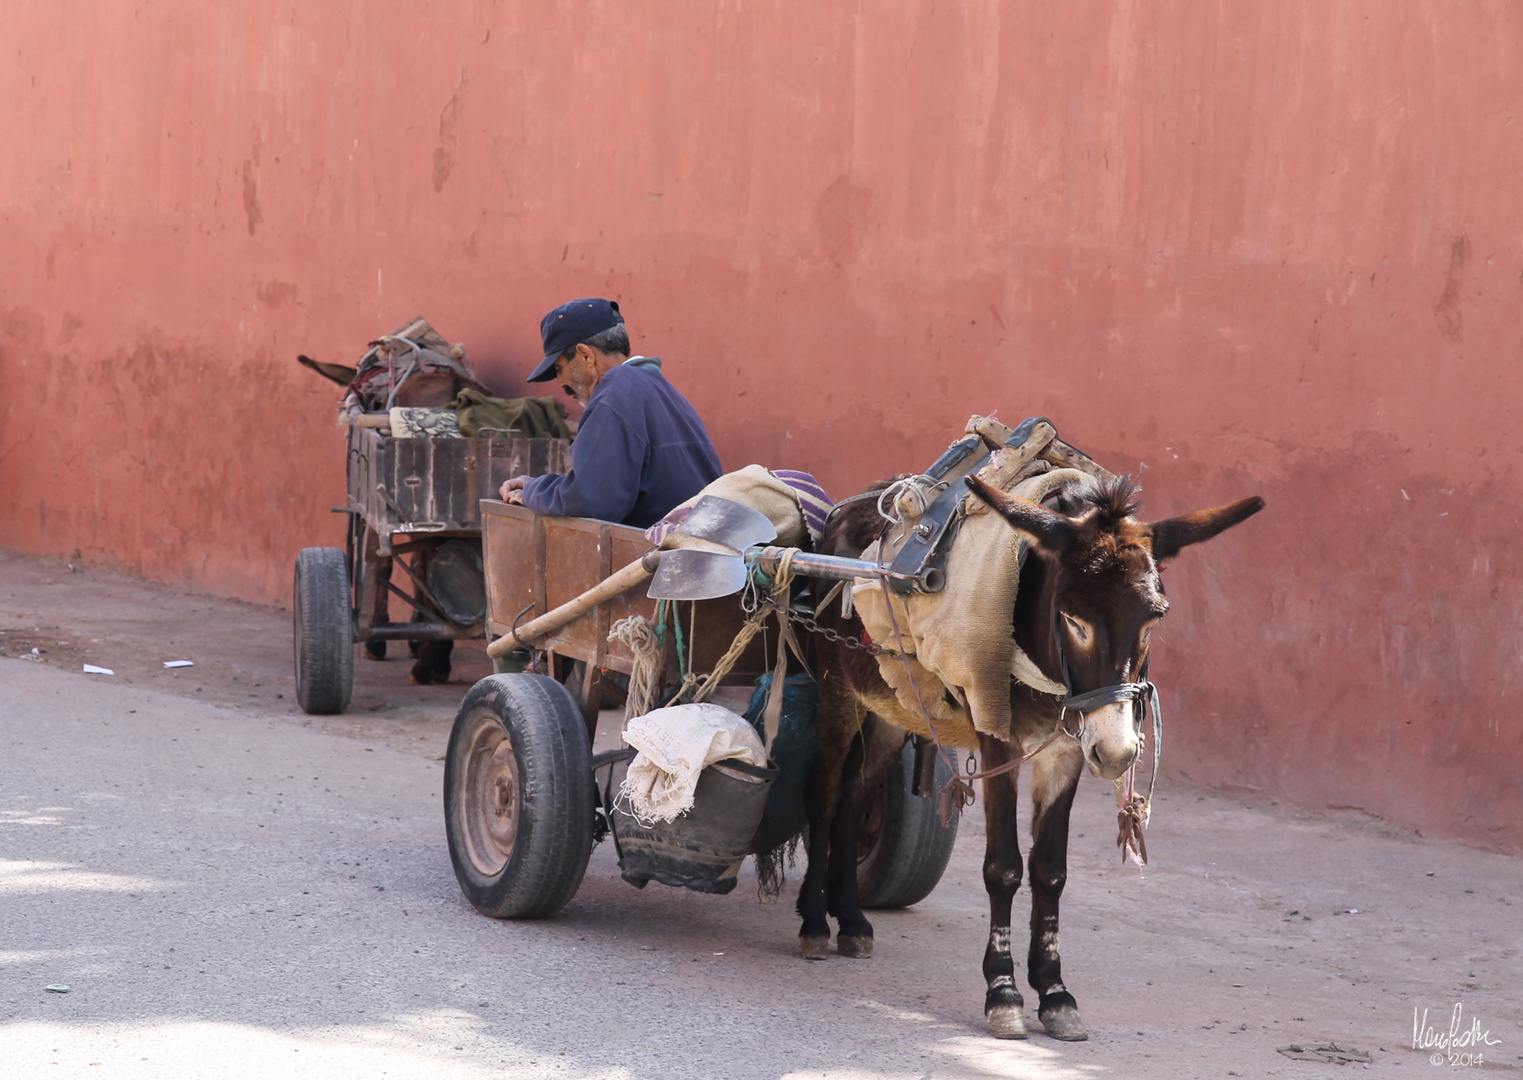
[[444, 674, 596, 919], [293, 547, 354, 715], [856, 741, 960, 908]]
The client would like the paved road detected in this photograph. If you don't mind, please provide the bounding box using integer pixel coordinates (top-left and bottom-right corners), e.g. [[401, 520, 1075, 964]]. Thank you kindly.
[[3, 657, 1521, 1079]]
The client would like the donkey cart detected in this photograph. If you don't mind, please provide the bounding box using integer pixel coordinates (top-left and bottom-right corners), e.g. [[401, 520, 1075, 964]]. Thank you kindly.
[[442, 496, 963, 920], [292, 423, 570, 714]]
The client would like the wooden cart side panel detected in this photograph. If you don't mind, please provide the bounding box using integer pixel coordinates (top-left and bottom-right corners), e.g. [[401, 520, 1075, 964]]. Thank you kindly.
[[539, 518, 609, 660], [393, 437, 427, 523], [430, 438, 464, 522], [482, 502, 539, 639], [685, 598, 772, 682], [351, 431, 570, 532], [482, 507, 654, 675], [602, 530, 657, 669]]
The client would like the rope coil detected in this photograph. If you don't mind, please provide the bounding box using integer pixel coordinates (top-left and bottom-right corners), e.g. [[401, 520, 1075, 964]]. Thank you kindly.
[[609, 615, 663, 722]]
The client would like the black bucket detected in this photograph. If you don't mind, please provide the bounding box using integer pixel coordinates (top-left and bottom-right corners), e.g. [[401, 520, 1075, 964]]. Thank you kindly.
[[605, 751, 777, 895]]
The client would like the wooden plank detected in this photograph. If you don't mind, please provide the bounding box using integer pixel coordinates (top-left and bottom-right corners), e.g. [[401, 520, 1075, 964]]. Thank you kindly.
[[602, 527, 658, 670], [389, 437, 419, 521], [540, 517, 605, 660], [468, 443, 488, 517], [437, 438, 470, 524], [688, 596, 770, 682], [592, 522, 613, 671], [481, 502, 538, 637], [1040, 438, 1116, 484], [532, 515, 548, 630]]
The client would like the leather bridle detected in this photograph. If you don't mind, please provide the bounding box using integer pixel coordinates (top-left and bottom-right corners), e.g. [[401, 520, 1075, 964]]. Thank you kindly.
[[1049, 603, 1163, 804]]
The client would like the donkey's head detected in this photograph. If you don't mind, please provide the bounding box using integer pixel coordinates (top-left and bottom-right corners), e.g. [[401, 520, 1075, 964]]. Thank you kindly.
[[966, 472, 1263, 780]]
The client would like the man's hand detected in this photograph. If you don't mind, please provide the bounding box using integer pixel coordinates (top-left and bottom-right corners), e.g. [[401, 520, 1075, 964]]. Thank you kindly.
[[499, 475, 529, 505]]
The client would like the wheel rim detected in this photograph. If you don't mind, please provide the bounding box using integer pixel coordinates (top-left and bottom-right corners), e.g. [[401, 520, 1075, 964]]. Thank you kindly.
[[460, 713, 521, 876]]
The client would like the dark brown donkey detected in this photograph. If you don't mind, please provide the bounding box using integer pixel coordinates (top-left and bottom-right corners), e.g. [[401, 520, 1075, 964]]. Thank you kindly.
[[798, 470, 1263, 1040]]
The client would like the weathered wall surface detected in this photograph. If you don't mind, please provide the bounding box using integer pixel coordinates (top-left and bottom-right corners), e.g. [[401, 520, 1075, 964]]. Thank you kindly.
[[2, 2, 1519, 851]]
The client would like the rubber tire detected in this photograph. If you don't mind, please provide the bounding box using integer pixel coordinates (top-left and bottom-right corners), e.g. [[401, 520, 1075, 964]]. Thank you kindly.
[[293, 547, 354, 715], [856, 741, 960, 909], [444, 674, 596, 919]]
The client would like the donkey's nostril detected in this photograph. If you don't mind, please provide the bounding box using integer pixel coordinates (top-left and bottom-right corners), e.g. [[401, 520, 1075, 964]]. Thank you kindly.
[[1086, 741, 1140, 780]]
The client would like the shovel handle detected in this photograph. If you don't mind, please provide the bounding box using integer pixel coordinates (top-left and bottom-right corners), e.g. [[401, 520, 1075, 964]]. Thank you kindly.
[[486, 550, 663, 658]]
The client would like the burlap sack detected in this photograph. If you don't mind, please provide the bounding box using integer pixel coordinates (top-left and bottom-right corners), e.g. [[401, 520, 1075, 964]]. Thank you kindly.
[[646, 464, 813, 548], [850, 469, 1086, 744]]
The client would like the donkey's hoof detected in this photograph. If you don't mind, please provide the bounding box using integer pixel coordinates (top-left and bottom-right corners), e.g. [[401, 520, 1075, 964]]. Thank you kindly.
[[837, 934, 873, 959], [800, 937, 830, 961], [986, 1004, 1029, 1039], [1039, 1001, 1088, 1041], [363, 640, 386, 661]]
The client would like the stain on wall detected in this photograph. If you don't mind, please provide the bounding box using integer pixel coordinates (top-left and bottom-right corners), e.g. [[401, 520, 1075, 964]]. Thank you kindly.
[[1, 1, 1519, 851]]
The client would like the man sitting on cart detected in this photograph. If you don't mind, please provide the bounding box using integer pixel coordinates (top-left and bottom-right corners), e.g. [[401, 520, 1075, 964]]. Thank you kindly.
[[498, 298, 722, 528]]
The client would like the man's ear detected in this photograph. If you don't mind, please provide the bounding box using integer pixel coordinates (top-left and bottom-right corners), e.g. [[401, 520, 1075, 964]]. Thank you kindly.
[[1147, 497, 1265, 562], [964, 474, 1078, 554]]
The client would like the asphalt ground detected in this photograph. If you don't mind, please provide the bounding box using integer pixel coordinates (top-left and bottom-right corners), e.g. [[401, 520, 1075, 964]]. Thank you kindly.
[[1, 551, 1521, 1078]]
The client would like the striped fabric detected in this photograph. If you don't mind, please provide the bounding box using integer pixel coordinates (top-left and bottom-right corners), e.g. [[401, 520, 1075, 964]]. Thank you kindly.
[[771, 469, 834, 544], [644, 508, 692, 547]]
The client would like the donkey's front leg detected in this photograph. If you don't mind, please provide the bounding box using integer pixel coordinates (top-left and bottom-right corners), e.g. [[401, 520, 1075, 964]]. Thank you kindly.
[[978, 734, 1027, 1039], [1027, 741, 1088, 1040]]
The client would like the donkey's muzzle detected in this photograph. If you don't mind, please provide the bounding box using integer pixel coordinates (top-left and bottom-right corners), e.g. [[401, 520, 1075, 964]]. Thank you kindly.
[[1078, 702, 1142, 781]]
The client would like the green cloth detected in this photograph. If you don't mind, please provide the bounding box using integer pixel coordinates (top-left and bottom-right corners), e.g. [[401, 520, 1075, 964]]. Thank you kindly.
[[452, 389, 572, 440]]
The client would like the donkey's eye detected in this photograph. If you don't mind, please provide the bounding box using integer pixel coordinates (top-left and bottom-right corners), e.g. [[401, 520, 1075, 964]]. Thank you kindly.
[[1061, 613, 1093, 645]]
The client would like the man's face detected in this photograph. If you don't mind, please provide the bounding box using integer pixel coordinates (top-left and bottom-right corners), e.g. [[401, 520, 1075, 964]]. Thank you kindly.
[[554, 346, 600, 406]]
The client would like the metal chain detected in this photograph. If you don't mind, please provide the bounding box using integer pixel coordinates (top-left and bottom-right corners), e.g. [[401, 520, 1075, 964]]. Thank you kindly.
[[760, 597, 883, 655]]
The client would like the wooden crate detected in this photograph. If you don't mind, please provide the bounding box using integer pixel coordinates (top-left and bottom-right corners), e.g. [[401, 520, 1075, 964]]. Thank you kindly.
[[347, 425, 570, 535]]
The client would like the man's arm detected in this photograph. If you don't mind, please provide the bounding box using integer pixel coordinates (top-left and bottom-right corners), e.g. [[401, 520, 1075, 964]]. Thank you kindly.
[[516, 403, 646, 522]]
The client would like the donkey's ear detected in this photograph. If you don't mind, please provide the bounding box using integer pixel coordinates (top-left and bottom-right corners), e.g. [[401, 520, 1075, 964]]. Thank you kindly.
[[1147, 496, 1264, 562], [964, 474, 1078, 553], [298, 354, 358, 386]]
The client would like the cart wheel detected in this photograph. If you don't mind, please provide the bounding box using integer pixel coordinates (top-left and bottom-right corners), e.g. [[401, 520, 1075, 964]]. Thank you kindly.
[[293, 547, 354, 715], [856, 740, 960, 909], [444, 674, 596, 919]]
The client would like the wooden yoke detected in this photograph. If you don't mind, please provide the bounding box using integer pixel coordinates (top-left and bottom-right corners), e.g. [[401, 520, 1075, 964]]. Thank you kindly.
[[963, 415, 1115, 505]]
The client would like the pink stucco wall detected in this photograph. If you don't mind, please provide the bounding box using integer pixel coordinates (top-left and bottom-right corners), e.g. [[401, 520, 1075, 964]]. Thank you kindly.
[[2, 2, 1519, 851]]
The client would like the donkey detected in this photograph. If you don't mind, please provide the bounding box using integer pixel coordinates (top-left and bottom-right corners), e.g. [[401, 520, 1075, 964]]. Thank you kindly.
[[798, 469, 1263, 1040]]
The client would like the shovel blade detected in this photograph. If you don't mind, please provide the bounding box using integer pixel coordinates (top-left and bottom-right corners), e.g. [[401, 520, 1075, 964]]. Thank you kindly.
[[647, 548, 750, 601], [671, 496, 777, 553]]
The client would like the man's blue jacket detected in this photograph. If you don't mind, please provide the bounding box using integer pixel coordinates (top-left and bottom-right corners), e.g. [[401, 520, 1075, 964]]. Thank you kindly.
[[520, 360, 722, 528]]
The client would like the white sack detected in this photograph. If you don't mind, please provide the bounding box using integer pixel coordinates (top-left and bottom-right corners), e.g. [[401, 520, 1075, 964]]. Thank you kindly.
[[618, 703, 767, 825]]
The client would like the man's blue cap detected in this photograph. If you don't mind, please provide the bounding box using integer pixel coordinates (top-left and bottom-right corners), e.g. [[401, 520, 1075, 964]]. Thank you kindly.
[[529, 298, 624, 382]]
